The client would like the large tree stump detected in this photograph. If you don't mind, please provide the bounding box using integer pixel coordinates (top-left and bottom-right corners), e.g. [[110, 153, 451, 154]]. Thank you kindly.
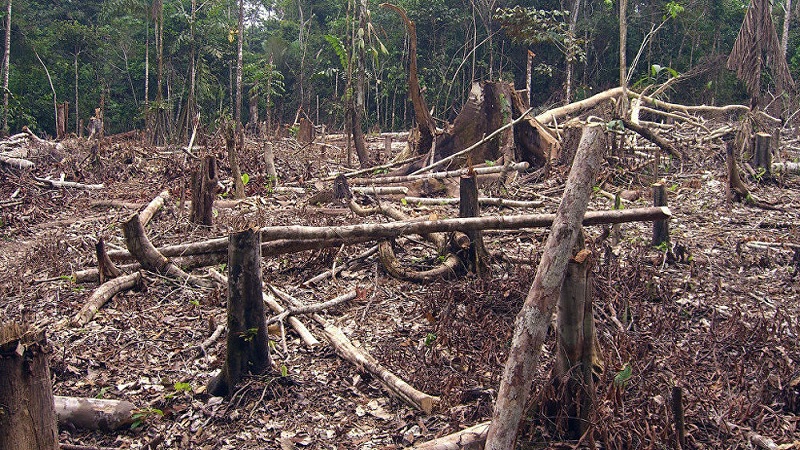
[[0, 323, 58, 450], [56, 101, 69, 139], [298, 117, 315, 144], [208, 229, 272, 396], [190, 155, 219, 226]]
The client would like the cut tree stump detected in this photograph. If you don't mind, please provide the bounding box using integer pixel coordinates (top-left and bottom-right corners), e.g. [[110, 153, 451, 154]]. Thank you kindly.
[[0, 323, 58, 450], [486, 124, 607, 449], [652, 183, 670, 246], [753, 132, 772, 177], [208, 229, 272, 397], [459, 172, 489, 276], [549, 232, 601, 439], [190, 155, 219, 226]]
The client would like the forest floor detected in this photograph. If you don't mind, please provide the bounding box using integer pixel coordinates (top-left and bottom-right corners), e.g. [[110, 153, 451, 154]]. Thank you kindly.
[[1, 124, 799, 450]]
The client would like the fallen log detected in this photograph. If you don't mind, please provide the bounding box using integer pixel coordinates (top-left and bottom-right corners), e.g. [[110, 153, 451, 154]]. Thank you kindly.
[[139, 189, 170, 226], [259, 207, 671, 242], [402, 196, 544, 208], [413, 421, 489, 449], [71, 272, 141, 327], [54, 396, 135, 431], [620, 118, 684, 160], [266, 290, 356, 326], [536, 87, 624, 125], [772, 161, 800, 174], [0, 153, 34, 168], [352, 162, 529, 185], [485, 124, 606, 449], [106, 208, 670, 262], [270, 285, 439, 413], [121, 213, 211, 288], [34, 177, 104, 190]]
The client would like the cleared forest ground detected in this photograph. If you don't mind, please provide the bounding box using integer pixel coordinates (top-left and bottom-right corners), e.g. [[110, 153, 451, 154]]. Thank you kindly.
[[1, 126, 799, 449]]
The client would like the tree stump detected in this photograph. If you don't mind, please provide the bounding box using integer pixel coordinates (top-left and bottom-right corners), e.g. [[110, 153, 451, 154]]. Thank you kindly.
[[459, 172, 489, 276], [298, 117, 315, 144], [753, 132, 772, 177], [550, 232, 600, 440], [56, 101, 69, 140], [652, 183, 669, 246], [190, 155, 219, 226], [0, 323, 58, 450], [208, 229, 272, 396]]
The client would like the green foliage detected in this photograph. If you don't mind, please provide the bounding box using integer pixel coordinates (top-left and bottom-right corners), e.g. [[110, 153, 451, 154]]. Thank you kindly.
[[241, 173, 250, 186], [424, 333, 437, 347], [130, 408, 163, 430], [664, 1, 685, 19], [614, 363, 632, 388]]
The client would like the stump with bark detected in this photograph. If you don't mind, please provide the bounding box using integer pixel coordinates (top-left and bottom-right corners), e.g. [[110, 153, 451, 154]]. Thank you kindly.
[[208, 228, 272, 396], [0, 323, 58, 450], [190, 155, 219, 226]]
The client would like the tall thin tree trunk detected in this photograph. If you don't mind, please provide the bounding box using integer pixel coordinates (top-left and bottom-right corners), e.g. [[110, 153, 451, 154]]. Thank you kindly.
[[74, 52, 79, 135], [2, 0, 11, 135], [235, 0, 243, 129], [144, 16, 149, 107], [619, 0, 628, 115], [186, 0, 196, 139], [782, 0, 792, 57], [565, 0, 581, 104]]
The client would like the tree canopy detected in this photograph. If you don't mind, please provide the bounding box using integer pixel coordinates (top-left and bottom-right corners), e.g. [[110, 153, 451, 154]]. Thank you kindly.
[[2, 0, 798, 137]]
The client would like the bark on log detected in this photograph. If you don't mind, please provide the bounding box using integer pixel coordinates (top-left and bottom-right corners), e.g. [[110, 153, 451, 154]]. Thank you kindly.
[[0, 153, 34, 168], [270, 286, 439, 413], [121, 213, 211, 288], [402, 196, 544, 208], [535, 87, 625, 125], [190, 156, 218, 226], [71, 272, 142, 327], [414, 421, 490, 449], [620, 118, 684, 160], [140, 189, 170, 227], [208, 229, 272, 397], [352, 162, 529, 185], [485, 124, 606, 449], [550, 235, 598, 439], [0, 324, 58, 450], [772, 161, 800, 173], [652, 183, 670, 246], [53, 396, 135, 431], [105, 208, 670, 266]]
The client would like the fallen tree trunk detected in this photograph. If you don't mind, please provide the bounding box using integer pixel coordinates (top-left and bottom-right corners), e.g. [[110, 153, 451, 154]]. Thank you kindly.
[[535, 87, 624, 125], [71, 272, 141, 327], [485, 124, 606, 449], [140, 189, 170, 226], [352, 162, 529, 185], [106, 208, 670, 263], [270, 286, 439, 413], [414, 421, 489, 449], [620, 118, 684, 160], [54, 396, 135, 431], [402, 196, 544, 208], [121, 213, 211, 288]]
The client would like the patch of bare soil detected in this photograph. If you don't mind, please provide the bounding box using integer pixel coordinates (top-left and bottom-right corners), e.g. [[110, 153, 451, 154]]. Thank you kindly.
[[1, 126, 799, 449]]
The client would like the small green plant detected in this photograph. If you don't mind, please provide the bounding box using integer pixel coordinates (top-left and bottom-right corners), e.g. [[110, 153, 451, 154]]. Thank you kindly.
[[241, 173, 250, 186], [130, 408, 163, 430], [218, 263, 227, 272], [288, 125, 299, 137], [485, 160, 496, 166], [372, 167, 389, 175], [614, 363, 632, 389], [189, 298, 200, 306], [95, 387, 108, 399], [174, 382, 192, 392], [265, 175, 277, 194], [400, 198, 408, 206], [280, 365, 289, 377], [424, 333, 437, 347], [59, 274, 76, 283], [655, 241, 670, 252], [668, 183, 678, 192]]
